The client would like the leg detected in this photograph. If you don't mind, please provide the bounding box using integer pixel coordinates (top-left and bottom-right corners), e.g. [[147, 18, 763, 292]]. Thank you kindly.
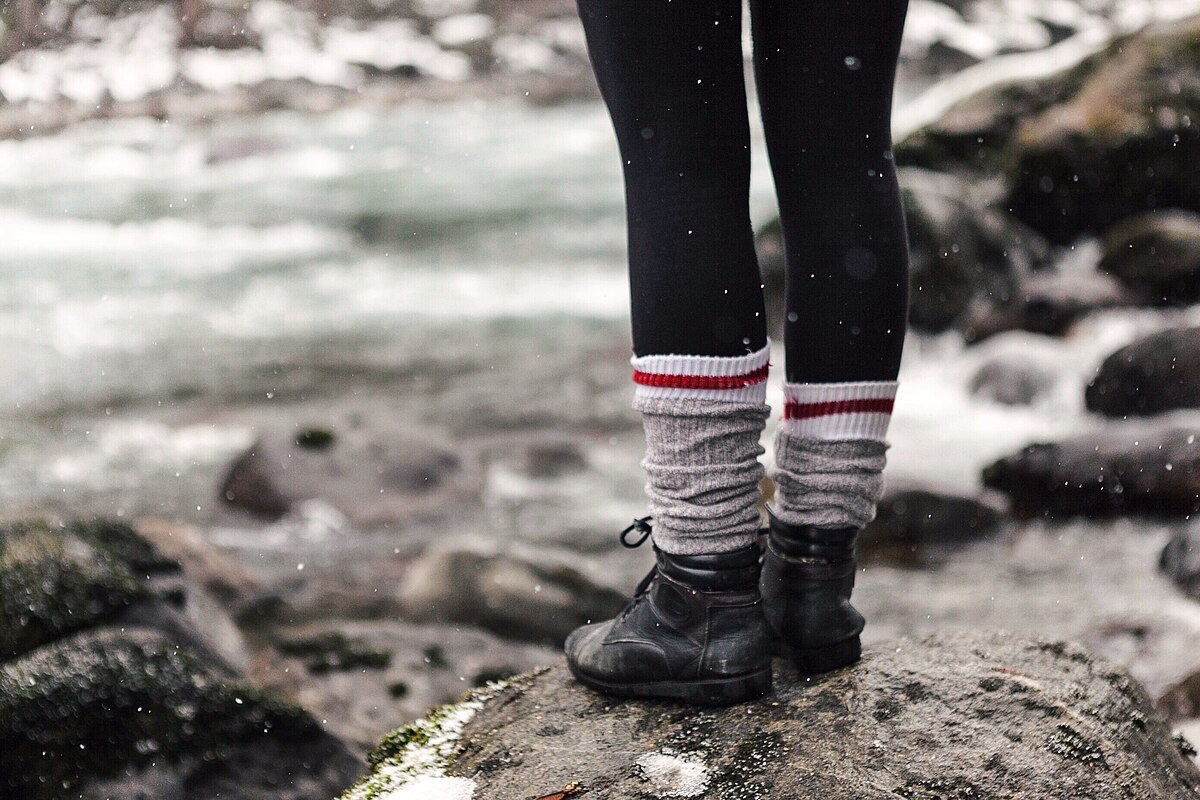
[[566, 0, 771, 705], [749, 0, 911, 673]]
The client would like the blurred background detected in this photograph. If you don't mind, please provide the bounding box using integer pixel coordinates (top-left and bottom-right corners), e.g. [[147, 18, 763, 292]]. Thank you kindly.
[[3, 0, 1200, 796]]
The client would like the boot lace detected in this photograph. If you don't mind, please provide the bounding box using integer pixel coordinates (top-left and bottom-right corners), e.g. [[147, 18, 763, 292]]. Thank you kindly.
[[616, 516, 657, 621]]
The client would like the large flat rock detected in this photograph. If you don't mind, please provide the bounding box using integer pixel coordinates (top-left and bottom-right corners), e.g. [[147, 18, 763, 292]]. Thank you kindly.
[[340, 632, 1200, 800]]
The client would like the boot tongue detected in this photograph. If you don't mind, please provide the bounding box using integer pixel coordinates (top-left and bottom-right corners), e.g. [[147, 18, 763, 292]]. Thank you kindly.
[[655, 545, 761, 592]]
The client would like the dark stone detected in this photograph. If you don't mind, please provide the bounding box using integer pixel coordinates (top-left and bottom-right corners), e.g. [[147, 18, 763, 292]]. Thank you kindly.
[[338, 633, 1200, 800], [981, 426, 1200, 519], [1099, 210, 1200, 306], [1085, 327, 1200, 417], [858, 486, 1007, 567], [1159, 523, 1200, 601]]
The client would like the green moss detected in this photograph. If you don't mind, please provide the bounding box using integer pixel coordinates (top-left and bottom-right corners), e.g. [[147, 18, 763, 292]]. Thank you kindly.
[[0, 519, 151, 660], [0, 628, 318, 800], [278, 632, 391, 674]]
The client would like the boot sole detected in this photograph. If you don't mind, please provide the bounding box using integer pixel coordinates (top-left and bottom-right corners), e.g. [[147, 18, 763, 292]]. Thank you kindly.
[[775, 636, 861, 676], [566, 663, 772, 707]]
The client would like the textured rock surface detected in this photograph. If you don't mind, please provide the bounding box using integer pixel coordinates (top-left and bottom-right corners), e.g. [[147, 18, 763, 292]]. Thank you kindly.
[[396, 537, 627, 645], [339, 632, 1200, 800], [1086, 327, 1200, 417], [982, 426, 1200, 519]]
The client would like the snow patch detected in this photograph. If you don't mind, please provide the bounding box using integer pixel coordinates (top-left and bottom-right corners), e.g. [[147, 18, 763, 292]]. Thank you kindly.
[[634, 750, 711, 798], [379, 775, 477, 800]]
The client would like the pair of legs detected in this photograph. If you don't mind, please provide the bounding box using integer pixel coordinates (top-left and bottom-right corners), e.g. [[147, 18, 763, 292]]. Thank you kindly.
[[565, 0, 911, 705], [577, 0, 910, 553]]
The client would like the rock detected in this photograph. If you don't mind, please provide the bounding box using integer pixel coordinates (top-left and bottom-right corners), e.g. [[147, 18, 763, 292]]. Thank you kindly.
[[968, 356, 1057, 406], [338, 632, 1200, 800], [981, 426, 1200, 519], [1085, 327, 1200, 417], [1160, 523, 1200, 601], [217, 418, 481, 524], [1159, 668, 1200, 722], [755, 168, 1050, 335], [254, 619, 557, 751], [858, 485, 1007, 567], [1100, 211, 1200, 306], [961, 266, 1136, 343], [1004, 18, 1200, 244], [0, 628, 361, 800], [395, 538, 627, 645], [897, 16, 1200, 246]]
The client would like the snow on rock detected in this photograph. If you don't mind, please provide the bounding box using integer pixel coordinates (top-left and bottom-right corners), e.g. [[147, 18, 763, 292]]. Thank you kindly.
[[633, 751, 711, 798]]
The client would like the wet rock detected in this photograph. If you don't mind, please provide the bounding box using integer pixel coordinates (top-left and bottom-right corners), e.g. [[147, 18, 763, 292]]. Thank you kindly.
[[217, 418, 480, 524], [968, 356, 1057, 406], [1004, 19, 1200, 244], [254, 619, 557, 751], [1085, 327, 1200, 417], [277, 631, 393, 674], [1100, 211, 1200, 306], [1160, 523, 1200, 601], [339, 632, 1200, 800], [755, 168, 1050, 335], [982, 426, 1200, 519], [962, 266, 1136, 343], [396, 538, 627, 645], [1158, 668, 1200, 722], [858, 485, 1007, 567], [0, 628, 361, 800], [897, 16, 1200, 246]]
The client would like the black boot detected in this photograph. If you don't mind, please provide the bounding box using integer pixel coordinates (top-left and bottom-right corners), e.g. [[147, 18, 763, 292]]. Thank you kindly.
[[760, 506, 865, 675], [565, 517, 772, 706]]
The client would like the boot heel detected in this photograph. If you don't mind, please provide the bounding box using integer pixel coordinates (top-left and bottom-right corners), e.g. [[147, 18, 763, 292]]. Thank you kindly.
[[785, 636, 861, 675]]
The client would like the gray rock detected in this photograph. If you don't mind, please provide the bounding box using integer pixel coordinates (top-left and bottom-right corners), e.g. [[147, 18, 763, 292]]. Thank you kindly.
[[982, 426, 1200, 519], [1086, 327, 1200, 417], [858, 484, 1007, 567], [969, 356, 1058, 406], [1160, 522, 1200, 601], [1100, 211, 1200, 306], [339, 632, 1200, 800], [396, 538, 627, 645], [217, 418, 481, 524]]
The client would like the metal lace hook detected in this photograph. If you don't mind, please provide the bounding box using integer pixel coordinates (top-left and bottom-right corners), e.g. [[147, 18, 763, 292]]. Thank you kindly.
[[619, 515, 653, 548]]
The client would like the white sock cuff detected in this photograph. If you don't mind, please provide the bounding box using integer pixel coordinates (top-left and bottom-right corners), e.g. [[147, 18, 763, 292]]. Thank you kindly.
[[630, 339, 771, 403], [780, 379, 898, 441]]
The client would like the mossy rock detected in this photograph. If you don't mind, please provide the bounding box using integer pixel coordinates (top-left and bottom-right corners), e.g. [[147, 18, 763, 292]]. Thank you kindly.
[[337, 633, 1200, 799], [0, 519, 169, 660], [0, 627, 321, 799]]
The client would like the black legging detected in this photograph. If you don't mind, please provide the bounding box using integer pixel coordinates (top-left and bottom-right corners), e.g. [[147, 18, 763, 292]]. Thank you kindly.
[[575, 0, 910, 383]]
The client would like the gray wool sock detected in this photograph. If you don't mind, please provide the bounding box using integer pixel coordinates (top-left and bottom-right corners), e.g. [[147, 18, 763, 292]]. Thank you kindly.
[[771, 428, 889, 530], [634, 395, 769, 555]]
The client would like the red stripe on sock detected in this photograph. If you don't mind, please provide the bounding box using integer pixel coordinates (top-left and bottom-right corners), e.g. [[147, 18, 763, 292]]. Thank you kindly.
[[633, 364, 770, 390], [784, 397, 894, 419]]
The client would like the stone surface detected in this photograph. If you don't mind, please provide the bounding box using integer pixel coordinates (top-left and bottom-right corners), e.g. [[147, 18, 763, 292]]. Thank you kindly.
[[217, 415, 482, 524], [1161, 522, 1200, 601], [858, 484, 1007, 567], [1086, 327, 1200, 417], [982, 426, 1200, 519], [1100, 211, 1200, 306], [395, 537, 627, 645], [339, 632, 1200, 800]]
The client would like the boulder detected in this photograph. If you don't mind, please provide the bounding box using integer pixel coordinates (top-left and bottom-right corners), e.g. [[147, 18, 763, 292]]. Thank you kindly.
[[1160, 522, 1200, 601], [1099, 211, 1200, 306], [0, 517, 364, 799], [968, 356, 1058, 406], [961, 266, 1136, 343], [0, 628, 360, 800], [897, 16, 1200, 246], [981, 427, 1200, 519], [754, 167, 1050, 336], [858, 485, 1007, 567], [338, 632, 1200, 800], [1085, 327, 1200, 417], [395, 538, 627, 645], [217, 418, 481, 524]]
